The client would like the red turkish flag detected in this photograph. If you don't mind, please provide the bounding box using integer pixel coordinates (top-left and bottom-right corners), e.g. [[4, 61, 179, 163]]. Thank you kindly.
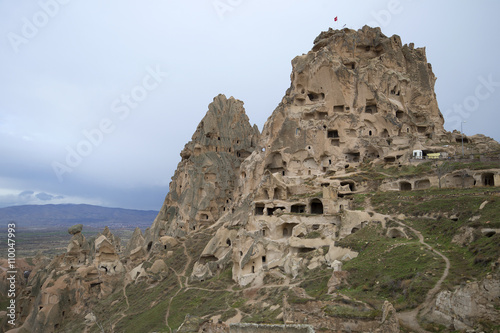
[[334, 16, 338, 21]]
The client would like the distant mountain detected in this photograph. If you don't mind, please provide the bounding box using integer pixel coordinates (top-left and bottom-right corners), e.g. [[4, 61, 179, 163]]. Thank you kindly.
[[0, 204, 157, 229]]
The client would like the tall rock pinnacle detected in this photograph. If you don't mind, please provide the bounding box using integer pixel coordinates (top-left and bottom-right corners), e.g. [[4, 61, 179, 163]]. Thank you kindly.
[[146, 94, 260, 242]]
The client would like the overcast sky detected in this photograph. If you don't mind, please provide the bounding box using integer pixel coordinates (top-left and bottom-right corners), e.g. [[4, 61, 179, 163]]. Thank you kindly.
[[1, 0, 499, 211]]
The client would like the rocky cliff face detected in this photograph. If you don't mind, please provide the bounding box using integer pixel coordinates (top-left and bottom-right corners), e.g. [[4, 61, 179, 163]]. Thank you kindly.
[[192, 26, 464, 286], [259, 26, 453, 178], [146, 94, 260, 243], [425, 273, 500, 331]]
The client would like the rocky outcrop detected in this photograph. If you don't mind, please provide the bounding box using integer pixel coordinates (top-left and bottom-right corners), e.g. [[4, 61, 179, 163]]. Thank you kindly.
[[94, 227, 124, 275], [123, 226, 145, 258], [10, 226, 125, 333], [145, 94, 260, 244], [64, 224, 90, 267], [425, 273, 500, 331], [188, 26, 500, 288]]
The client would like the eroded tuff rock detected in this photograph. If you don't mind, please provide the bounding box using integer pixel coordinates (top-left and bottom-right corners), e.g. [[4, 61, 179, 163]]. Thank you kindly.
[[145, 94, 260, 244], [123, 226, 145, 259], [10, 226, 125, 333], [94, 226, 124, 275], [64, 224, 90, 266], [12, 26, 500, 333], [189, 26, 500, 288], [424, 273, 500, 331]]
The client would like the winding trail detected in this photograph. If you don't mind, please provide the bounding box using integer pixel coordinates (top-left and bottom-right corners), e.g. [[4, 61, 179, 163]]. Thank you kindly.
[[161, 234, 305, 331], [364, 196, 451, 332], [111, 281, 131, 331], [165, 242, 192, 332], [158, 210, 452, 333], [395, 220, 451, 333]]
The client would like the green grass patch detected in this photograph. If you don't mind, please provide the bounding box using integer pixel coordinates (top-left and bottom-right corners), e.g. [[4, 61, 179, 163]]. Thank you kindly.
[[168, 289, 233, 330], [124, 272, 180, 319], [241, 307, 282, 324], [337, 225, 444, 310], [305, 231, 322, 239], [193, 266, 235, 290], [114, 299, 170, 333], [299, 268, 331, 299], [369, 186, 500, 288]]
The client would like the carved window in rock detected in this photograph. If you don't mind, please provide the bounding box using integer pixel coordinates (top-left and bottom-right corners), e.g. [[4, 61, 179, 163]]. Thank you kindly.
[[291, 204, 306, 214], [310, 199, 323, 214], [333, 105, 344, 112], [327, 130, 339, 138], [365, 104, 377, 114], [254, 204, 265, 216], [482, 173, 495, 186], [399, 181, 412, 191]]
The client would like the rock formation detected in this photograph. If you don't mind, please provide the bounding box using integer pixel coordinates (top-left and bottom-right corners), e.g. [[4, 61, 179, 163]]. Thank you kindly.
[[145, 94, 260, 243], [7, 26, 500, 333], [64, 224, 89, 266], [425, 273, 500, 331], [9, 226, 126, 332], [190, 26, 465, 287]]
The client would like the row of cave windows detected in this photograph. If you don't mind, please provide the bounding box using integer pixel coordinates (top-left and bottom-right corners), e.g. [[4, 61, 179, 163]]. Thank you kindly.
[[298, 126, 431, 147], [297, 126, 403, 144], [255, 199, 324, 216], [205, 135, 253, 148], [312, 104, 409, 116], [399, 173, 496, 191], [199, 145, 251, 158]]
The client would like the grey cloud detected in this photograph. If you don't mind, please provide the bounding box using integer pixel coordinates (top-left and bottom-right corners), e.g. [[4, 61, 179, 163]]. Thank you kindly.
[[35, 192, 55, 201], [0, 1, 499, 210]]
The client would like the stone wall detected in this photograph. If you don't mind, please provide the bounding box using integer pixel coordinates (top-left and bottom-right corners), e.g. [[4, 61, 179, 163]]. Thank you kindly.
[[230, 323, 314, 333]]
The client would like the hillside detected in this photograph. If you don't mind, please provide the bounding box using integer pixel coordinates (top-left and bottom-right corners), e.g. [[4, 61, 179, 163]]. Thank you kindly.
[[3, 26, 500, 333]]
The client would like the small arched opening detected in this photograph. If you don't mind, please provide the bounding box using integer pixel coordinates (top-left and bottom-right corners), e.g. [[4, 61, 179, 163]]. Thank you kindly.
[[482, 173, 495, 186], [310, 199, 324, 214], [415, 179, 431, 190], [387, 228, 405, 239], [147, 241, 153, 252], [400, 181, 412, 191]]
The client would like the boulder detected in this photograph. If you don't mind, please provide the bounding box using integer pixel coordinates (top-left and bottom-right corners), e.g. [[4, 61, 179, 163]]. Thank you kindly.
[[68, 224, 83, 235]]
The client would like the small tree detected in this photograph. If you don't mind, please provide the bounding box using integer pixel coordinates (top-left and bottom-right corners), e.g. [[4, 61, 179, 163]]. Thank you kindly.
[[435, 161, 454, 189]]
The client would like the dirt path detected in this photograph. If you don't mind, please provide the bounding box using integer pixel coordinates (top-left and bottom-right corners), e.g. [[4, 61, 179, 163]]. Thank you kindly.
[[363, 196, 451, 332], [395, 220, 451, 333], [110, 281, 131, 331], [165, 242, 193, 332]]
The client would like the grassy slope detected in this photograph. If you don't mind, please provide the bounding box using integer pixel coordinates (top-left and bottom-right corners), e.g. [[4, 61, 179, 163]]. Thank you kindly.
[[368, 187, 500, 287], [336, 224, 444, 311], [58, 184, 499, 332]]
